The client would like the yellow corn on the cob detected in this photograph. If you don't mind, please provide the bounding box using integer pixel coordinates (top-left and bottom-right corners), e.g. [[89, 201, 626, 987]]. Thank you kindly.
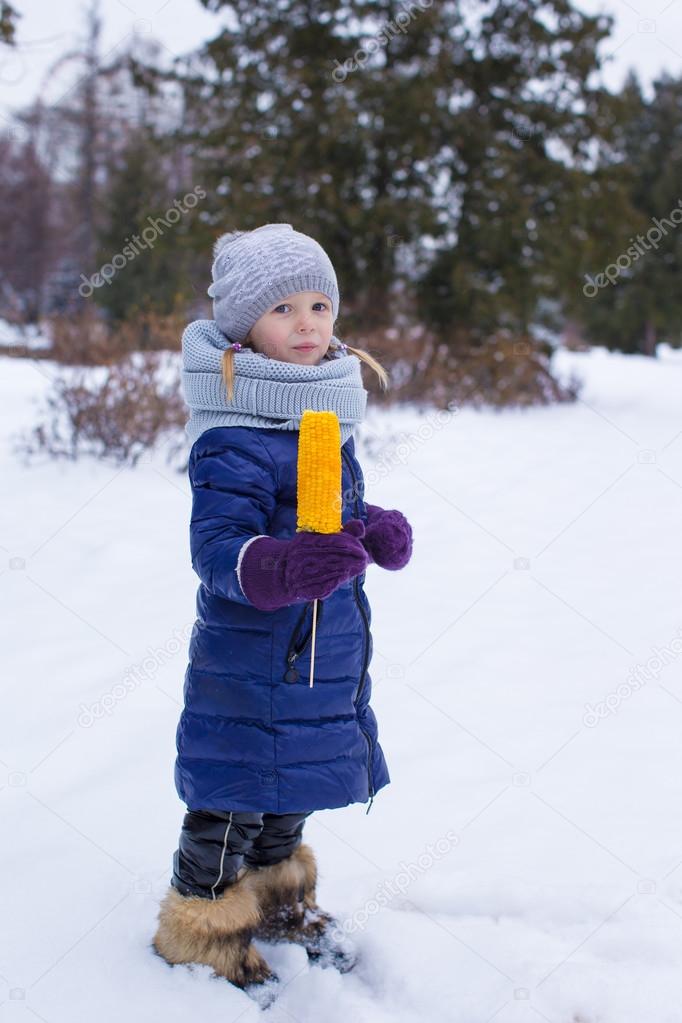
[[296, 409, 343, 688], [296, 410, 342, 534]]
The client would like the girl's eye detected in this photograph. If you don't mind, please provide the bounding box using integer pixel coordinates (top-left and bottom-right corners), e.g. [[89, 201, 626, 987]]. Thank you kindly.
[[272, 303, 328, 313]]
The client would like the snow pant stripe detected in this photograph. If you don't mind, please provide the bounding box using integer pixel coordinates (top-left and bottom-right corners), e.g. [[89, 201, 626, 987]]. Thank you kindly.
[[210, 811, 234, 900]]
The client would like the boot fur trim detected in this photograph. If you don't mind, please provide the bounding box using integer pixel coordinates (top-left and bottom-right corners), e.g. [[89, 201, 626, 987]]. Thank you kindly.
[[248, 841, 317, 906], [248, 842, 335, 944], [152, 872, 272, 986]]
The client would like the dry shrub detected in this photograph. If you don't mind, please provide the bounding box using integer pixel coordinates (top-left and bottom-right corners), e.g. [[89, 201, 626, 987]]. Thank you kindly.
[[560, 322, 592, 352], [44, 307, 185, 365], [111, 308, 187, 355], [15, 306, 582, 470], [17, 351, 187, 467], [45, 305, 116, 364], [357, 324, 582, 409]]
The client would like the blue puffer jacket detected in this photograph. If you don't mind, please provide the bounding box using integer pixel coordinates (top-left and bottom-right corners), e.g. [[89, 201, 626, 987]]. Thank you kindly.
[[174, 425, 391, 814]]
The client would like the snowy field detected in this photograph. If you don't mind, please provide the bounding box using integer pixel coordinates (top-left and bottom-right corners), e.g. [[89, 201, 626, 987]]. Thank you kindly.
[[2, 341, 682, 1022]]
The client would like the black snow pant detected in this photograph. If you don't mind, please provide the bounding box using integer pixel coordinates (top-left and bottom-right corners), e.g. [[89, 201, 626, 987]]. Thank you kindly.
[[171, 809, 313, 900]]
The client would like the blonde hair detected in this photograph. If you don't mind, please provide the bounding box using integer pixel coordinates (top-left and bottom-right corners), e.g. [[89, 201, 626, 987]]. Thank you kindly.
[[220, 337, 388, 402]]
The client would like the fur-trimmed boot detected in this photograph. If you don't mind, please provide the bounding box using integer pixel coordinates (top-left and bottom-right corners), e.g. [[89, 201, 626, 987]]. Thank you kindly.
[[152, 868, 276, 988], [247, 842, 357, 972]]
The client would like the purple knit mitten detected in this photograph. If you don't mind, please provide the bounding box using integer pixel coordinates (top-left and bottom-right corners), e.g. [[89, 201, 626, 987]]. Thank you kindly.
[[238, 530, 370, 611], [360, 502, 413, 570]]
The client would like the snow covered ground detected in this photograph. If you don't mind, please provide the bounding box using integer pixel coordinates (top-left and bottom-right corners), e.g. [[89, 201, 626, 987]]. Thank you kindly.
[[2, 341, 682, 1022]]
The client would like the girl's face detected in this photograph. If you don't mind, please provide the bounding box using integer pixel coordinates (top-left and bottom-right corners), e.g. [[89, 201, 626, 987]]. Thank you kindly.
[[246, 291, 334, 365]]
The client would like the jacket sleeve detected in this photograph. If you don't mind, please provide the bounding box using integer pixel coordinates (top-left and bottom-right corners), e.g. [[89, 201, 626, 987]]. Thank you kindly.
[[189, 430, 278, 606]]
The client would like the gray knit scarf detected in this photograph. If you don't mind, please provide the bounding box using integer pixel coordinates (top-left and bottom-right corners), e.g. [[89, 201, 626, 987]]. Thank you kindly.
[[181, 319, 368, 446]]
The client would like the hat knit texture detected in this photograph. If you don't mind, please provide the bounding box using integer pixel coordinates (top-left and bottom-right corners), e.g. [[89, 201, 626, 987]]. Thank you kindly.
[[207, 223, 340, 343]]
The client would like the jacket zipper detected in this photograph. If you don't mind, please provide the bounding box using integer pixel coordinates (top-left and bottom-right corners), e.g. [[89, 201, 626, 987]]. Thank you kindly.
[[284, 599, 325, 683], [341, 445, 375, 815]]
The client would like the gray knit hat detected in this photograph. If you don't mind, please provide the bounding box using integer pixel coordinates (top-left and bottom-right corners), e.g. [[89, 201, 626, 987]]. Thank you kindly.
[[207, 223, 340, 343]]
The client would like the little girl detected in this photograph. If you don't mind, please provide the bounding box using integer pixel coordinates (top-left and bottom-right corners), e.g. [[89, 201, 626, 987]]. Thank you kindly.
[[152, 223, 413, 991]]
